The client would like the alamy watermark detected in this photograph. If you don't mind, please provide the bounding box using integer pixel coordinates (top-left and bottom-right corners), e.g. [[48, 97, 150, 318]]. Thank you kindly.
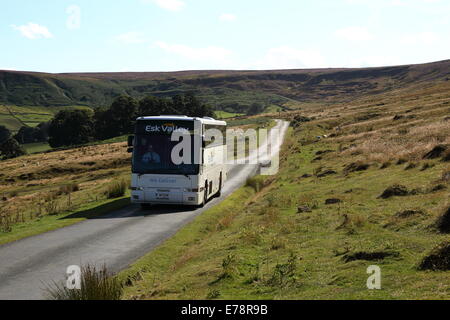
[[367, 265, 381, 290], [66, 265, 81, 290], [168, 124, 283, 175], [66, 5, 81, 30]]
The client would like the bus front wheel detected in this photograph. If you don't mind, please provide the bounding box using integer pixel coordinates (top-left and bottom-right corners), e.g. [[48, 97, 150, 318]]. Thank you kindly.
[[216, 173, 222, 198]]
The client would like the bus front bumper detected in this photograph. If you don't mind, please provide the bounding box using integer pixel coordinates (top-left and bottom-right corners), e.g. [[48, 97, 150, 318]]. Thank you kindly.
[[131, 189, 201, 206]]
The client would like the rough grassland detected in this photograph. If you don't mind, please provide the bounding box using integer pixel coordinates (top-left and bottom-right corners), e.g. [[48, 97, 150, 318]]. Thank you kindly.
[[0, 141, 132, 244], [120, 81, 450, 300], [0, 119, 271, 245]]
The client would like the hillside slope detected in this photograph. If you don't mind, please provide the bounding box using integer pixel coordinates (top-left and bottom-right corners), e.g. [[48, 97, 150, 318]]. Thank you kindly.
[[1, 60, 449, 113], [120, 78, 450, 300]]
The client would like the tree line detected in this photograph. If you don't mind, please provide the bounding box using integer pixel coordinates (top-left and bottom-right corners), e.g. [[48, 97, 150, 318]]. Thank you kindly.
[[49, 93, 215, 147], [0, 125, 26, 160], [0, 93, 216, 160]]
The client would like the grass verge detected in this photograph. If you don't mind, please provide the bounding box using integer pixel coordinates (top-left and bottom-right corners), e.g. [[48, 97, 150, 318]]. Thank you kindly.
[[0, 196, 130, 246], [118, 186, 256, 299]]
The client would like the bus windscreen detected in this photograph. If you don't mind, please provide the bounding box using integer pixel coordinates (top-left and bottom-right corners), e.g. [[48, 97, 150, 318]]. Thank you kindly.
[[132, 120, 199, 175]]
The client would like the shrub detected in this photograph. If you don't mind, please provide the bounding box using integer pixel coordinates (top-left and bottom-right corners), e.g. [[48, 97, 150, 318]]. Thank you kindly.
[[404, 162, 418, 170], [45, 264, 123, 300], [436, 205, 450, 233], [266, 253, 297, 287], [380, 161, 391, 169], [245, 176, 268, 192], [442, 150, 450, 162], [44, 194, 59, 215], [343, 161, 370, 175], [58, 183, 80, 195], [206, 289, 221, 299], [0, 214, 12, 233], [420, 162, 434, 171], [418, 242, 450, 271], [423, 144, 447, 160], [378, 184, 409, 199]]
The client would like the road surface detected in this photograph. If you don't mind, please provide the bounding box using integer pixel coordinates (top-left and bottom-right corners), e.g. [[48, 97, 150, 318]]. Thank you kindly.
[[0, 120, 289, 300]]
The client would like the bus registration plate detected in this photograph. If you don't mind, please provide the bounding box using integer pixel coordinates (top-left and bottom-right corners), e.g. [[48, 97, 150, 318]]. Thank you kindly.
[[156, 193, 169, 200]]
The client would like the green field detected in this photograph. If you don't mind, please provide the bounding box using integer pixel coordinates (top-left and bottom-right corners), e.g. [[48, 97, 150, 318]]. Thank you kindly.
[[23, 142, 52, 154], [215, 111, 244, 119], [0, 104, 92, 132]]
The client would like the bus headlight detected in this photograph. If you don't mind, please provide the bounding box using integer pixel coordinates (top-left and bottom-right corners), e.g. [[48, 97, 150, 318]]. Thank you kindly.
[[131, 187, 144, 191], [184, 188, 199, 193]]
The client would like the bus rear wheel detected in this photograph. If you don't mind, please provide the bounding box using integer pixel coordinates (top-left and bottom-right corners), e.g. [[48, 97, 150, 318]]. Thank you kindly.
[[202, 181, 209, 207]]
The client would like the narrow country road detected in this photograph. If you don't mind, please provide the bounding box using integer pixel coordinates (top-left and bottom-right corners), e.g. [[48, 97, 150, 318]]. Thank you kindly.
[[0, 120, 289, 300]]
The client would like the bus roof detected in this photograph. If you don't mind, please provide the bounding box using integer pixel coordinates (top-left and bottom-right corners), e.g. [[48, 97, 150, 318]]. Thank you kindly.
[[136, 115, 226, 126]]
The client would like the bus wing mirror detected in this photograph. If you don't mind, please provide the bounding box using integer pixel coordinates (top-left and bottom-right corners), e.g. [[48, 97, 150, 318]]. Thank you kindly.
[[127, 147, 133, 153], [128, 135, 134, 147]]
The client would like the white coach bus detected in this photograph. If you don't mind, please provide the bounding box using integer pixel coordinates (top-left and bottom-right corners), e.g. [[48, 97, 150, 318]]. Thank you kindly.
[[128, 116, 227, 207]]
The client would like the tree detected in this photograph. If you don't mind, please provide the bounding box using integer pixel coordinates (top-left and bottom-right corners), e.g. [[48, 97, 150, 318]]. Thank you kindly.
[[247, 103, 264, 116], [109, 95, 138, 135], [176, 93, 215, 118], [35, 122, 50, 141], [93, 107, 114, 140], [14, 122, 50, 144], [0, 138, 26, 160], [14, 126, 37, 144], [171, 95, 186, 115], [138, 96, 166, 117], [48, 109, 94, 148], [0, 125, 11, 144]]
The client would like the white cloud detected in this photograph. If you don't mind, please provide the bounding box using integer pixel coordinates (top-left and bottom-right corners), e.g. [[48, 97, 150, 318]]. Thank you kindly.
[[141, 0, 185, 11], [344, 0, 440, 5], [116, 32, 147, 44], [401, 32, 440, 45], [219, 13, 237, 22], [335, 26, 372, 41], [0, 67, 17, 71], [12, 23, 53, 39], [254, 46, 327, 69], [347, 55, 403, 68], [154, 41, 233, 63]]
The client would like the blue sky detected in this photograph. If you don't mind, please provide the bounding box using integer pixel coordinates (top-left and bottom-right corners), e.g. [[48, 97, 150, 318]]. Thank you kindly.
[[1, 0, 449, 73]]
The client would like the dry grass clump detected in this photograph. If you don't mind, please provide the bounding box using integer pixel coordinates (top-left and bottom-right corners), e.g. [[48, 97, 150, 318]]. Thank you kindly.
[[45, 264, 123, 300], [105, 179, 129, 199], [58, 183, 80, 195]]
